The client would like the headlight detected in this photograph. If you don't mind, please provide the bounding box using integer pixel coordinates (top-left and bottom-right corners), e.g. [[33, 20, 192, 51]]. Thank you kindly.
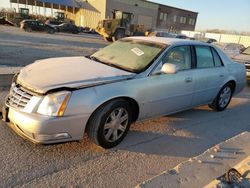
[[37, 91, 71, 117]]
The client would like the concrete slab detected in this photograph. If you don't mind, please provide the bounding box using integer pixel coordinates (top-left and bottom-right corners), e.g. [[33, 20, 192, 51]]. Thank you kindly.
[[0, 66, 21, 87], [204, 156, 250, 187], [0, 66, 20, 112], [0, 88, 8, 113], [137, 132, 250, 188]]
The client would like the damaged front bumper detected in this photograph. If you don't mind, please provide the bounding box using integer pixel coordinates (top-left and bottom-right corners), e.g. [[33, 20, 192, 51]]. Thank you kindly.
[[4, 106, 90, 144]]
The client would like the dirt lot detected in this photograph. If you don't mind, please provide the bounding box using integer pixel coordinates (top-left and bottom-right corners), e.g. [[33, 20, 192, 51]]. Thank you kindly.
[[0, 25, 107, 66], [0, 25, 250, 188]]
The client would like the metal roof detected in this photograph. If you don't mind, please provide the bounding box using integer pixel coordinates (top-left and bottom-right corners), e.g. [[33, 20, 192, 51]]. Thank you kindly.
[[37, 0, 87, 8]]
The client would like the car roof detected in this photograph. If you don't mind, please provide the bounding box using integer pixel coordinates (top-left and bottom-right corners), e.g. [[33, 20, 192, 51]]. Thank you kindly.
[[127, 36, 211, 46]]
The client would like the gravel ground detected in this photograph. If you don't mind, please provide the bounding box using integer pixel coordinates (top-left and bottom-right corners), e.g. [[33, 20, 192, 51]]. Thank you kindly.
[[0, 85, 249, 188], [0, 25, 107, 66], [0, 25, 250, 188]]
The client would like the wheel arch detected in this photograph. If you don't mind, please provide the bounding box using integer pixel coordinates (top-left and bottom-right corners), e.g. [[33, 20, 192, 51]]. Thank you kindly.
[[221, 78, 236, 94], [85, 96, 140, 132], [114, 27, 125, 33], [226, 80, 236, 93]]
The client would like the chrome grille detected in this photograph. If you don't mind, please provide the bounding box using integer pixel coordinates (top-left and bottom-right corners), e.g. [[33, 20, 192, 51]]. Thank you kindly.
[[6, 84, 33, 110]]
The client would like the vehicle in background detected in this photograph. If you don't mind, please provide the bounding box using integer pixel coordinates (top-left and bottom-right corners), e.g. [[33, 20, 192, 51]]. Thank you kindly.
[[175, 34, 189, 39], [1, 8, 30, 27], [148, 30, 188, 39], [215, 43, 246, 58], [45, 12, 72, 27], [80, 27, 97, 34], [45, 20, 64, 30], [54, 22, 80, 34], [2, 37, 246, 148], [148, 31, 176, 38], [232, 46, 250, 78], [96, 10, 145, 42], [196, 38, 217, 43], [20, 20, 56, 34]]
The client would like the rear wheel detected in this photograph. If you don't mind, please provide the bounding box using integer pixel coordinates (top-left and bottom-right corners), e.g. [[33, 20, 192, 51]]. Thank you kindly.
[[208, 83, 233, 111], [112, 29, 125, 42], [86, 99, 132, 148]]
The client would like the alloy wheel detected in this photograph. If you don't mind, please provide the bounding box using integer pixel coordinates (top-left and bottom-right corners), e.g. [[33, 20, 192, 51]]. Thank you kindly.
[[103, 107, 129, 142], [218, 86, 232, 108]]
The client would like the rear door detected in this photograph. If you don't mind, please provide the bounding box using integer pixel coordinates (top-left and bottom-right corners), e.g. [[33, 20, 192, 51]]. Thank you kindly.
[[191, 45, 227, 106]]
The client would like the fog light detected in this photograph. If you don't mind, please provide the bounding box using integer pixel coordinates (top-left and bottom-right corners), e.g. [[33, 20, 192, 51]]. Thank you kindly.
[[35, 133, 71, 141]]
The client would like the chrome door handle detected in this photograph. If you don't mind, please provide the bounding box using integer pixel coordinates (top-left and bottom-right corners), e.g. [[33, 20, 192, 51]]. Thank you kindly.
[[185, 77, 192, 83]]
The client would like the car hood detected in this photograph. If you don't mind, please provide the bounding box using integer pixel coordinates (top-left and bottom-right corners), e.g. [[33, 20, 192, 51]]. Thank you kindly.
[[233, 54, 250, 62], [17, 56, 135, 94]]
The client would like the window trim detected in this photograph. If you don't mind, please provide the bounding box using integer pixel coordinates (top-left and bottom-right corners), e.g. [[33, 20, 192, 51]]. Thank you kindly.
[[193, 45, 225, 69], [159, 45, 193, 72], [211, 47, 224, 67], [160, 12, 164, 20]]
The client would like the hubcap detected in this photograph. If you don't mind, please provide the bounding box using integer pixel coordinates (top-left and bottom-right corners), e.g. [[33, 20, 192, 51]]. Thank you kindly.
[[103, 107, 128, 142], [219, 86, 232, 108]]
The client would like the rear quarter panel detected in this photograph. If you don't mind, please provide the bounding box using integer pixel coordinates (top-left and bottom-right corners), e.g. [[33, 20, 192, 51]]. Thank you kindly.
[[216, 46, 246, 94]]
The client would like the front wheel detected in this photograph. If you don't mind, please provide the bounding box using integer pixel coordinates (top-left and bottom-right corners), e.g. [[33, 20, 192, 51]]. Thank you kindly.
[[104, 37, 112, 42], [209, 83, 233, 111], [47, 29, 55, 34], [87, 99, 132, 148], [112, 29, 125, 42], [25, 27, 32, 32]]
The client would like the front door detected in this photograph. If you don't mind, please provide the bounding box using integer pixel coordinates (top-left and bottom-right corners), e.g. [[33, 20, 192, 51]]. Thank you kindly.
[[142, 45, 195, 118]]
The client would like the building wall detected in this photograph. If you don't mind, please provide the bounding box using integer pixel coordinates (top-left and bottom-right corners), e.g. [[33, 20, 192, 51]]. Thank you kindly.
[[157, 4, 198, 32], [105, 0, 159, 30], [8, 0, 198, 31], [87, 0, 107, 20]]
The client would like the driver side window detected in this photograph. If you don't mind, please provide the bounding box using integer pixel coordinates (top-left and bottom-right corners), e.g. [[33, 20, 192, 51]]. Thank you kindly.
[[162, 46, 192, 71]]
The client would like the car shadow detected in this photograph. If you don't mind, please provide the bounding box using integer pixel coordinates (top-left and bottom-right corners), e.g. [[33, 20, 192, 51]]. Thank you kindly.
[[115, 98, 250, 157]]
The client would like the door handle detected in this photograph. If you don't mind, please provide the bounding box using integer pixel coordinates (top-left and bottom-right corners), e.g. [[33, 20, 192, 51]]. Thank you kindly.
[[185, 77, 192, 83], [219, 74, 224, 78]]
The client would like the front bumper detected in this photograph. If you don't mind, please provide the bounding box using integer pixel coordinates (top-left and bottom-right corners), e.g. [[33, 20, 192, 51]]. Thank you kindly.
[[6, 107, 90, 144]]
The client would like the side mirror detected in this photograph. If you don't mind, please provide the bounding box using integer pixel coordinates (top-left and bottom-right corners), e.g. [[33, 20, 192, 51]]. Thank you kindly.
[[161, 63, 178, 74]]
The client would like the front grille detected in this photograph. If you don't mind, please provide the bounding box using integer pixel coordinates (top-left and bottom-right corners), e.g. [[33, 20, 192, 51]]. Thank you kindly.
[[6, 84, 33, 110]]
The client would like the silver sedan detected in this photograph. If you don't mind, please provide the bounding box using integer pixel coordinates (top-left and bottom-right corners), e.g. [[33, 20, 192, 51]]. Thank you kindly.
[[3, 37, 246, 148]]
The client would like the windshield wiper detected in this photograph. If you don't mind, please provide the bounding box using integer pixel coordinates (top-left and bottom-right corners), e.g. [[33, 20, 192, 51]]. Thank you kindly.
[[88, 56, 135, 73], [87, 56, 104, 63]]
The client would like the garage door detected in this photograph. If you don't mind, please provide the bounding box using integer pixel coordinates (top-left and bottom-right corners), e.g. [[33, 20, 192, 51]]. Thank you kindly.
[[138, 15, 152, 30]]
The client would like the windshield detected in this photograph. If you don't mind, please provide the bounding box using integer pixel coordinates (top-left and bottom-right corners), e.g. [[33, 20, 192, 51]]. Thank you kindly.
[[91, 39, 166, 73], [242, 46, 250, 55]]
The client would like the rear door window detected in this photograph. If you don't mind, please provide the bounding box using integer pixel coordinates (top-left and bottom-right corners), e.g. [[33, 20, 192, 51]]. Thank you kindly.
[[211, 48, 223, 67], [195, 46, 214, 68]]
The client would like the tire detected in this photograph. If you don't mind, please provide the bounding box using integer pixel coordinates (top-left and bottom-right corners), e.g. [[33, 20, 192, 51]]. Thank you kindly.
[[112, 29, 125, 42], [48, 29, 55, 34], [104, 37, 112, 42], [225, 168, 242, 184], [208, 83, 233, 111], [25, 27, 32, 32], [86, 99, 132, 148], [72, 30, 79, 34]]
